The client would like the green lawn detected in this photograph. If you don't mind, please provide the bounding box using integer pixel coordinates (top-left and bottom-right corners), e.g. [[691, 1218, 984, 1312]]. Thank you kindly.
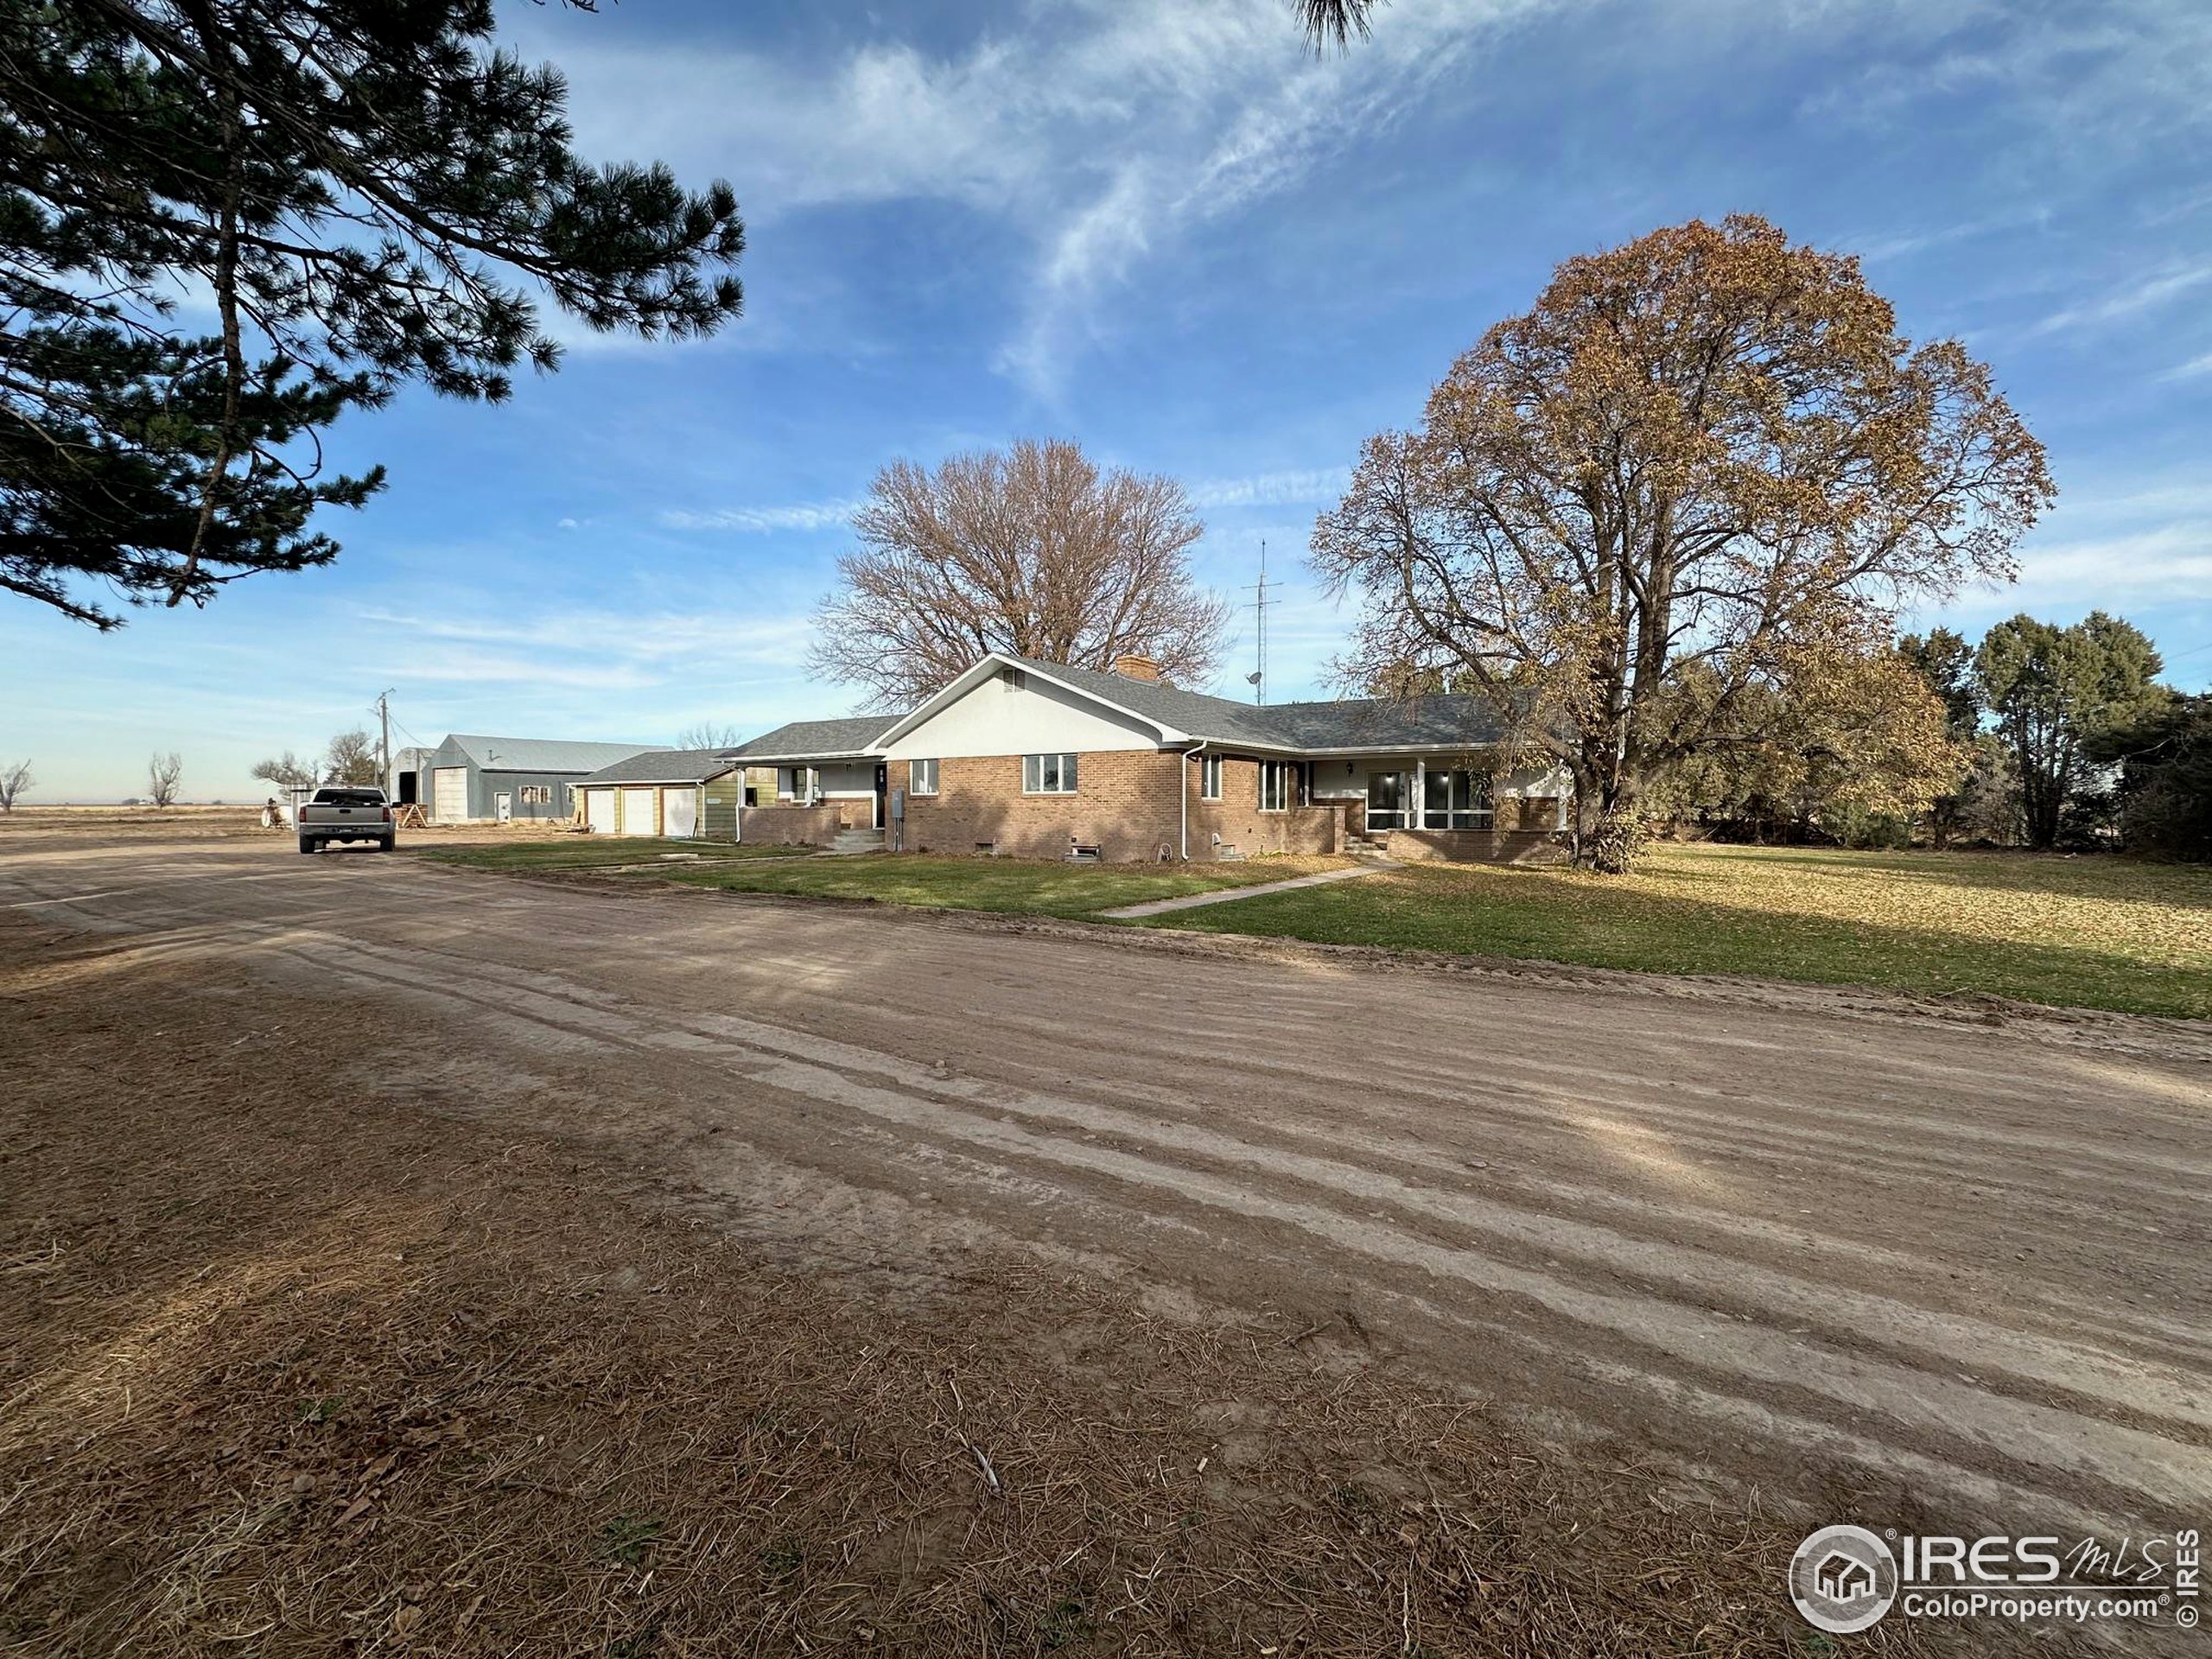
[[418, 837, 2212, 1020], [654, 853, 1347, 919], [409, 837, 815, 873], [1143, 843, 2212, 1020]]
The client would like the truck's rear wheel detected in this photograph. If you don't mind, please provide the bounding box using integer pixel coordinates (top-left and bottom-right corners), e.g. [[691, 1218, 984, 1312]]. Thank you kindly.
[[378, 836, 395, 852], [297, 836, 316, 855]]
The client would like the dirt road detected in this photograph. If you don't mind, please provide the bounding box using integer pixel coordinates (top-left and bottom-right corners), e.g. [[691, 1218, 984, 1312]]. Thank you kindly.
[[7, 835, 2208, 1544]]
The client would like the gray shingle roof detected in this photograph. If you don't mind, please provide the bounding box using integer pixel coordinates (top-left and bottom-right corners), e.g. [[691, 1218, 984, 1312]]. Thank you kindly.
[[444, 734, 668, 772], [725, 715, 897, 761], [1007, 658, 1510, 753], [575, 747, 742, 786]]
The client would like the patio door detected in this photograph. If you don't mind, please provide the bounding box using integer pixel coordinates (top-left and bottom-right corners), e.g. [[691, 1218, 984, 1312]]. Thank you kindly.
[[1367, 770, 1407, 830]]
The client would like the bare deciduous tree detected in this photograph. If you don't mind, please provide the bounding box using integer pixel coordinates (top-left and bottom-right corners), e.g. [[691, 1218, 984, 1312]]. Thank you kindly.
[[0, 760, 31, 811], [252, 751, 317, 791], [147, 751, 183, 807], [323, 728, 380, 785], [810, 438, 1228, 709], [1313, 214, 2054, 871], [676, 721, 743, 751]]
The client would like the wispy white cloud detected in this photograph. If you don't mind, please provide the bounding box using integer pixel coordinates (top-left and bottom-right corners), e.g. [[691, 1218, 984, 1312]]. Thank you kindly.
[[1802, 0, 2212, 152], [384, 652, 657, 690], [353, 604, 817, 670], [1187, 466, 1349, 509], [2032, 260, 2212, 335], [656, 500, 858, 533], [1941, 473, 2212, 613], [2159, 349, 2212, 382], [522, 0, 1552, 395]]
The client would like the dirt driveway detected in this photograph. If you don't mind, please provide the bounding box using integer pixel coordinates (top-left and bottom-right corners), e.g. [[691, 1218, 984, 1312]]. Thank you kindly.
[[6, 838, 2207, 1572]]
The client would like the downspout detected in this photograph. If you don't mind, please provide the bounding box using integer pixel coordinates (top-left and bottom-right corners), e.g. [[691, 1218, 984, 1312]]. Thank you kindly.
[[1181, 741, 1205, 861]]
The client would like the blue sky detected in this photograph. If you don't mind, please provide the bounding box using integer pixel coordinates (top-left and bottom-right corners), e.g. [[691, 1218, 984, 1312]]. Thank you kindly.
[[7, 0, 2210, 800]]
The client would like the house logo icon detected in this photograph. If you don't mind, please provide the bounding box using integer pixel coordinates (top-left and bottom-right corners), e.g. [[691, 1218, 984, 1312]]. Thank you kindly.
[[1815, 1550, 1873, 1602], [1789, 1525, 1897, 1634]]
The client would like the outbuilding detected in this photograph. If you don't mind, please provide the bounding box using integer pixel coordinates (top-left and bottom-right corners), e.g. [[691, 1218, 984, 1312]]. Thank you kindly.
[[417, 734, 666, 824]]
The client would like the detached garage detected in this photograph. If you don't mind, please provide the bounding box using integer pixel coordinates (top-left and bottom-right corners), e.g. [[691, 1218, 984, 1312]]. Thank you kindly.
[[576, 748, 744, 840]]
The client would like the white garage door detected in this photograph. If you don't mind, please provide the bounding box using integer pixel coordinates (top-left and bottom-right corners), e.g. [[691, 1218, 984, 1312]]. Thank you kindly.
[[584, 788, 617, 835], [619, 786, 656, 836], [431, 766, 468, 823], [662, 787, 698, 839]]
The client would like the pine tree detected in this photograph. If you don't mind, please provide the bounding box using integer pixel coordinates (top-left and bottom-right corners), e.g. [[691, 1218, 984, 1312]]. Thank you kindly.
[[0, 0, 743, 627]]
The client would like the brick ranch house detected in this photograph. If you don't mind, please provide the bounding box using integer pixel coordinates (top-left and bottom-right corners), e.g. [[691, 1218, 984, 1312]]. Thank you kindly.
[[578, 652, 1573, 862]]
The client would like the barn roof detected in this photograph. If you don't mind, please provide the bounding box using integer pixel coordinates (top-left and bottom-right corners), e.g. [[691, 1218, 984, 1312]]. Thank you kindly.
[[439, 734, 667, 773]]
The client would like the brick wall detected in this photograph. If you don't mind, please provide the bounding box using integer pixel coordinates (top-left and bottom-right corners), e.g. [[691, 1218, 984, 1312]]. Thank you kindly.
[[1386, 829, 1567, 864], [739, 804, 842, 846], [894, 753, 1187, 862], [882, 752, 1554, 863], [1187, 754, 1339, 858]]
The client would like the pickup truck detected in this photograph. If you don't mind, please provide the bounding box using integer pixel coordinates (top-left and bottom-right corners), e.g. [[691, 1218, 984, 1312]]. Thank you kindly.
[[297, 785, 396, 854]]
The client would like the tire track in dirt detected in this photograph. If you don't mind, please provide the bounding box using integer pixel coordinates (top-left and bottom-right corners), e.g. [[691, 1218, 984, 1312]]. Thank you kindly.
[[8, 841, 2208, 1543]]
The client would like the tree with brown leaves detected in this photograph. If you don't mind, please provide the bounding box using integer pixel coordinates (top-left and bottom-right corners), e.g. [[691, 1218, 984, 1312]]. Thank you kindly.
[[1661, 641, 1967, 844], [1313, 214, 2054, 870], [810, 439, 1228, 710]]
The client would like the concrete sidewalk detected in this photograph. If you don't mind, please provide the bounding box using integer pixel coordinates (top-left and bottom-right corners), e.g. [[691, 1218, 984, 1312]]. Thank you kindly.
[[1097, 862, 1388, 919]]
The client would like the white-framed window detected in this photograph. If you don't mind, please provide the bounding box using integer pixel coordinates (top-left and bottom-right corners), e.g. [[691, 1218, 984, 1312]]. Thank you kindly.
[[518, 785, 550, 806], [1260, 760, 1299, 812], [910, 759, 939, 795], [1422, 768, 1493, 830], [1022, 753, 1077, 794], [1198, 754, 1224, 800]]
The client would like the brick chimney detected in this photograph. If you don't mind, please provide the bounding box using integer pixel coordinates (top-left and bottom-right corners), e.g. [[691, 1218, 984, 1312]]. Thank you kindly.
[[1111, 653, 1162, 683]]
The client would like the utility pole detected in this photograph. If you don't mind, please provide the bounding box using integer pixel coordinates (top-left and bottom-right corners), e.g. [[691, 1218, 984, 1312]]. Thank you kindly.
[[1243, 540, 1275, 705], [376, 689, 394, 798]]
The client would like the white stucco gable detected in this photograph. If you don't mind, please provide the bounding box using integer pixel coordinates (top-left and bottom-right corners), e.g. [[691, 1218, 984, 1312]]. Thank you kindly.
[[875, 662, 1169, 761]]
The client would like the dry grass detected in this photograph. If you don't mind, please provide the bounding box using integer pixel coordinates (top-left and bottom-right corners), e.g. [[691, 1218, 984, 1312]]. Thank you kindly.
[[0, 805, 264, 841], [1154, 843, 2212, 1019], [0, 916, 1983, 1658]]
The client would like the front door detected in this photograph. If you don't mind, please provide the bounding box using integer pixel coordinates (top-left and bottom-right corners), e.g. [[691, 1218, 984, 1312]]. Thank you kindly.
[[874, 763, 887, 830], [495, 791, 512, 823]]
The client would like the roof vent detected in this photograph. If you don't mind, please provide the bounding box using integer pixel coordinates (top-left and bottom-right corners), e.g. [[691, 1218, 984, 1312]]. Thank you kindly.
[[1111, 653, 1162, 683]]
